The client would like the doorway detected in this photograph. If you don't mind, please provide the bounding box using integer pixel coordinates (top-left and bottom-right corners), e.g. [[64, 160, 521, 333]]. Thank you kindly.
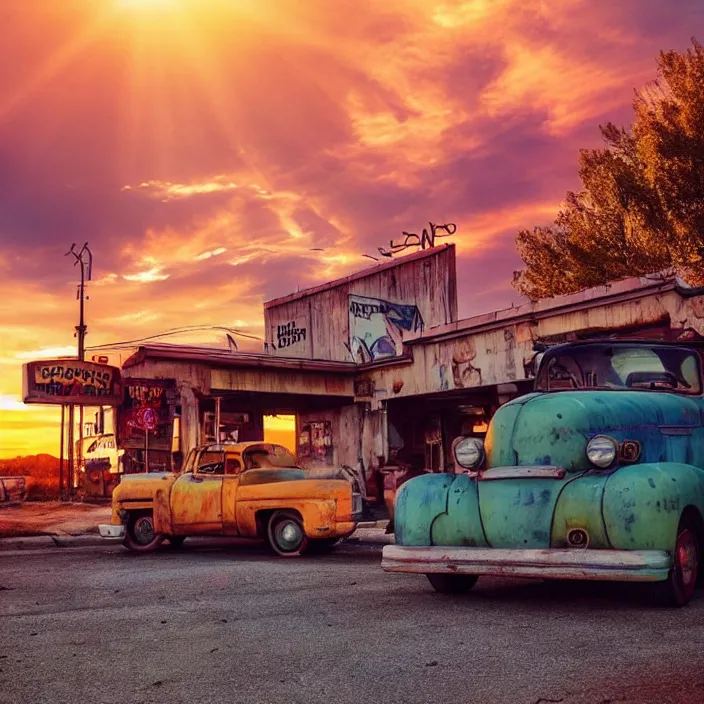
[[263, 414, 296, 454]]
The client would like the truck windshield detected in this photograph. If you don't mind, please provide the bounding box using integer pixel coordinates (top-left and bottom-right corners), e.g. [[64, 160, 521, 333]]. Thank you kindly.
[[535, 344, 702, 395]]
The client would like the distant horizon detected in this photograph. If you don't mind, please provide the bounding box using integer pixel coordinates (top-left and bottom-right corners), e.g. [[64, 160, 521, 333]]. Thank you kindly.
[[0, 414, 296, 462]]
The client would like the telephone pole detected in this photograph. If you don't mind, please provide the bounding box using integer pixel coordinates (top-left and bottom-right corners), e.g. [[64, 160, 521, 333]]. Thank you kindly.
[[67, 243, 92, 360], [65, 243, 93, 499]]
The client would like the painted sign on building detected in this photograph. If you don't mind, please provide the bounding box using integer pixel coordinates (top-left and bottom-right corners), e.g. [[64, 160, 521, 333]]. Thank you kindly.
[[348, 295, 423, 363], [298, 420, 333, 465], [275, 320, 307, 349], [22, 360, 122, 406], [268, 313, 310, 355], [118, 379, 176, 451]]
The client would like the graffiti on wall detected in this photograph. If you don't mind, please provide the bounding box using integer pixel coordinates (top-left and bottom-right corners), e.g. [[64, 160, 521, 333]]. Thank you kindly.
[[276, 320, 307, 349], [348, 295, 423, 363]]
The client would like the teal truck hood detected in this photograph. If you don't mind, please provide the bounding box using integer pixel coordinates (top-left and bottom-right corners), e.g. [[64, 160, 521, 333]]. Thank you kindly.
[[487, 390, 703, 471]]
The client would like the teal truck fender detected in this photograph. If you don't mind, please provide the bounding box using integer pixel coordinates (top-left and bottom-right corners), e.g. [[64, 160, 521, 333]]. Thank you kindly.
[[394, 473, 455, 547], [394, 473, 490, 548], [600, 463, 704, 552]]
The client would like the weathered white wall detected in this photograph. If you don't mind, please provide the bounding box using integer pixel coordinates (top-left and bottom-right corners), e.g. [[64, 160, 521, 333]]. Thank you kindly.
[[361, 287, 704, 402], [264, 245, 457, 362], [179, 385, 200, 455]]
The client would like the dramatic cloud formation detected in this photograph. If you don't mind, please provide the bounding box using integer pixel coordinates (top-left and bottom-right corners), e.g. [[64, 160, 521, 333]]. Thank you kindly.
[[0, 0, 701, 456]]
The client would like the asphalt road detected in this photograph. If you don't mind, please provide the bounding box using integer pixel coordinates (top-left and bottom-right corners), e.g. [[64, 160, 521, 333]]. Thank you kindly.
[[2, 538, 704, 704]]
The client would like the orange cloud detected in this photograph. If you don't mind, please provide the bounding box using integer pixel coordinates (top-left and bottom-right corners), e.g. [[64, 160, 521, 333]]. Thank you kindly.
[[0, 0, 700, 457]]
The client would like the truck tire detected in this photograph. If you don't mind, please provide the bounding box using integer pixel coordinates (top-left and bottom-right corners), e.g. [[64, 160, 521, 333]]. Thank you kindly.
[[267, 510, 309, 557], [651, 515, 699, 607], [426, 574, 479, 594], [124, 511, 164, 553]]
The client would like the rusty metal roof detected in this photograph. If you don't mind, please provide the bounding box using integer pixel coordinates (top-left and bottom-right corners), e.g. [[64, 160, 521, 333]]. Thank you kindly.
[[263, 244, 454, 309], [122, 343, 415, 374], [122, 344, 359, 373], [409, 273, 680, 345]]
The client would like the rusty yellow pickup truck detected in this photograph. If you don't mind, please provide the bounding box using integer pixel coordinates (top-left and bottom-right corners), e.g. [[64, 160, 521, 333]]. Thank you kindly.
[[98, 441, 363, 556]]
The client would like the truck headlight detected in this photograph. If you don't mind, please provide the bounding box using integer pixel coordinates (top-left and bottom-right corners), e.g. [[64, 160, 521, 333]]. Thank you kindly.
[[453, 437, 484, 470], [586, 435, 617, 468]]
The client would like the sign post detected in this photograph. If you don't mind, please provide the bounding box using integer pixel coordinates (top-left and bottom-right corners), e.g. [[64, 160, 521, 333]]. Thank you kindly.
[[59, 405, 65, 500]]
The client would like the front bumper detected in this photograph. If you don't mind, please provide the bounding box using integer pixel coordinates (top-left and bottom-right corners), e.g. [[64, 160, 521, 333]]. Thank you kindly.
[[381, 545, 672, 582], [98, 524, 125, 539]]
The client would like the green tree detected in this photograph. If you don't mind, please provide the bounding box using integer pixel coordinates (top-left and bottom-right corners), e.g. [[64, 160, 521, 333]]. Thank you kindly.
[[513, 38, 704, 300]]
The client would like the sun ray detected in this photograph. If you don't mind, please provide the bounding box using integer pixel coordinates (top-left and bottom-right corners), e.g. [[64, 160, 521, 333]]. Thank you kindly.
[[0, 8, 114, 123]]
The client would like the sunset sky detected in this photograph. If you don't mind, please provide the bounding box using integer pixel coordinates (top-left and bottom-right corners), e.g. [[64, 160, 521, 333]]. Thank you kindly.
[[0, 0, 702, 458]]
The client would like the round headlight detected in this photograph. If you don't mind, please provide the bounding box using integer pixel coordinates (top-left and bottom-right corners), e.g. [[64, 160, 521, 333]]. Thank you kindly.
[[453, 437, 484, 469], [586, 435, 617, 468]]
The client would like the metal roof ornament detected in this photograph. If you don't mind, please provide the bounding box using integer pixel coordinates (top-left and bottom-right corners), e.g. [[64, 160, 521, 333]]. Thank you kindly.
[[376, 222, 457, 259]]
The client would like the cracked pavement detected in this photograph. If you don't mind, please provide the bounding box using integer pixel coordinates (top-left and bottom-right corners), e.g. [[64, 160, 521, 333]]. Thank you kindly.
[[2, 539, 704, 704]]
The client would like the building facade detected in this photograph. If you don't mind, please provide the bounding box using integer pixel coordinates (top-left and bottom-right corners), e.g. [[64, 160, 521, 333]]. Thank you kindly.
[[116, 244, 704, 509]]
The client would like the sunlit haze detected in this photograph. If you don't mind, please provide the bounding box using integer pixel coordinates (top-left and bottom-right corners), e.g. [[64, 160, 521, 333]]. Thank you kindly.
[[0, 0, 702, 457]]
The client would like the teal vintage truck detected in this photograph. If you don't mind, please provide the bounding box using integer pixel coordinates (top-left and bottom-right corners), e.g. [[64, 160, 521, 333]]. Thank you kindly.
[[382, 340, 704, 606]]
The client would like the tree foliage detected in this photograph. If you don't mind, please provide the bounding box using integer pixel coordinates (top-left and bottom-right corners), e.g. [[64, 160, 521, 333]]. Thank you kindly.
[[513, 38, 704, 300]]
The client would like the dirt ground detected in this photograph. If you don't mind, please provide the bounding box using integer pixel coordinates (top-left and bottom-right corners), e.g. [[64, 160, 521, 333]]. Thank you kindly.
[[0, 502, 111, 537]]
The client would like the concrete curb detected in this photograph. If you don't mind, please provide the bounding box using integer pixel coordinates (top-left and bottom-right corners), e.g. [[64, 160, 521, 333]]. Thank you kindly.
[[0, 524, 391, 552], [52, 535, 121, 548], [356, 520, 390, 529], [0, 534, 121, 551], [0, 535, 57, 550]]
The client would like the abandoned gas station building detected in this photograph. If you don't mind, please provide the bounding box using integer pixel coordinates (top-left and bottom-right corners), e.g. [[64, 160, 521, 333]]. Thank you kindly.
[[118, 243, 704, 507]]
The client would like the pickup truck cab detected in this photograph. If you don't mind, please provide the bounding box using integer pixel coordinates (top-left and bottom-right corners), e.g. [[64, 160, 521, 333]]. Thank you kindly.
[[99, 441, 362, 556], [383, 340, 704, 606]]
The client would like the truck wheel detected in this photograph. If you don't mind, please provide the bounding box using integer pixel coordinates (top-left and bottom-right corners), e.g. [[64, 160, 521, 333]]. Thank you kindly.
[[267, 511, 309, 557], [426, 574, 478, 594], [124, 511, 164, 553], [652, 516, 699, 607]]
